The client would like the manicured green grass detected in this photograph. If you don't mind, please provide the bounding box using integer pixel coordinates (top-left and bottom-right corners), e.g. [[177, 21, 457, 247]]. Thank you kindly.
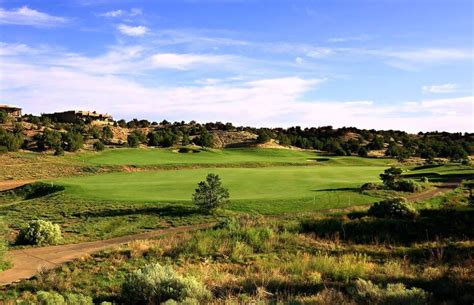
[[53, 165, 387, 213], [74, 147, 393, 167]]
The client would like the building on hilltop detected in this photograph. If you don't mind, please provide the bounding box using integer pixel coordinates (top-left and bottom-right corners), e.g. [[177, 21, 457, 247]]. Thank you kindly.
[[0, 105, 22, 118], [45, 110, 114, 124]]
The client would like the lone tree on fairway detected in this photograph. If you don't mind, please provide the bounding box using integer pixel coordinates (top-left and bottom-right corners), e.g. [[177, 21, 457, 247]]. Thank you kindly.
[[380, 166, 403, 189], [193, 173, 230, 213]]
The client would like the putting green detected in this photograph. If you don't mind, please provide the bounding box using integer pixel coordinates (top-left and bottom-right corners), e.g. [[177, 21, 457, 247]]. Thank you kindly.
[[55, 165, 388, 213]]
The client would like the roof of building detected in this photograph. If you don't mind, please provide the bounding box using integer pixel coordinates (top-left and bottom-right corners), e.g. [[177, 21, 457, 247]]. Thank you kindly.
[[0, 104, 22, 111]]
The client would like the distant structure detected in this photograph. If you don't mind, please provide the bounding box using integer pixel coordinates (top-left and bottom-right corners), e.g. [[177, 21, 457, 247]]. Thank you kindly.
[[45, 110, 113, 124], [0, 104, 22, 118]]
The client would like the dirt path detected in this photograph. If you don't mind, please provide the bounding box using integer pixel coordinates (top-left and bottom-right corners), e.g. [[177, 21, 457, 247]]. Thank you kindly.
[[0, 180, 35, 192], [0, 223, 215, 287], [407, 181, 459, 202]]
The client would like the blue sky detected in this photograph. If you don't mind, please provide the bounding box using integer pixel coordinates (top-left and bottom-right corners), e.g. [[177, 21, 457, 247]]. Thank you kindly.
[[0, 0, 472, 132]]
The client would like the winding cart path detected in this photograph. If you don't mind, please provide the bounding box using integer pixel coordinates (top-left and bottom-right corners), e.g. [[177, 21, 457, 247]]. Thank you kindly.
[[0, 223, 214, 286]]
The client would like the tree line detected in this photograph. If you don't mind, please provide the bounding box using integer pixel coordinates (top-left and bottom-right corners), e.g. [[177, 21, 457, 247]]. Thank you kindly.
[[0, 111, 472, 162]]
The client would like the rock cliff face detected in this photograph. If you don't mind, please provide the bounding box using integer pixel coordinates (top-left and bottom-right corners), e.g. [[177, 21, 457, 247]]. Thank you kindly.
[[211, 130, 258, 148]]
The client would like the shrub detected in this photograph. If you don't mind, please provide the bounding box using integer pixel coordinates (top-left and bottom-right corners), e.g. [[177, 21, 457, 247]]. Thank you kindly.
[[368, 198, 418, 219], [28, 291, 93, 305], [121, 263, 211, 304], [17, 220, 62, 246], [396, 179, 422, 192], [0, 128, 24, 151], [93, 140, 105, 151], [36, 291, 65, 305], [360, 182, 378, 191], [353, 279, 429, 305], [420, 177, 429, 183], [192, 173, 230, 213], [54, 147, 64, 156]]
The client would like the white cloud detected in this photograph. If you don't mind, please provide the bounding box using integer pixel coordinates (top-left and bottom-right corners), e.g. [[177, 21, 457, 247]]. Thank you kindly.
[[0, 6, 67, 27], [1, 41, 472, 132], [100, 8, 142, 18], [422, 83, 458, 94], [151, 53, 230, 70], [1, 53, 472, 132], [328, 34, 370, 43], [117, 24, 147, 36], [295, 57, 303, 64]]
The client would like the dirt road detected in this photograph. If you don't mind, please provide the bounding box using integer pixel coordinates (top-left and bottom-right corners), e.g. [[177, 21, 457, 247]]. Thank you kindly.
[[0, 223, 214, 286], [407, 181, 459, 202]]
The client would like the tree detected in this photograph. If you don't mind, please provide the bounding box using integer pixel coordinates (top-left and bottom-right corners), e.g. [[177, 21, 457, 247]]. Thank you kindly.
[[62, 131, 83, 152], [192, 173, 230, 213], [102, 126, 114, 143], [193, 131, 214, 148], [0, 110, 7, 124], [358, 147, 368, 157], [127, 133, 140, 147], [256, 130, 272, 144], [38, 129, 62, 150], [380, 167, 403, 189]]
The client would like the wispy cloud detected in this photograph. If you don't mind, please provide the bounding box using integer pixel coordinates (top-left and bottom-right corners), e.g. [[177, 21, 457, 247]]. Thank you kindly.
[[1, 47, 472, 132], [328, 34, 370, 43], [117, 24, 147, 36], [151, 53, 231, 70], [0, 6, 68, 27], [422, 83, 459, 94], [99, 8, 142, 18]]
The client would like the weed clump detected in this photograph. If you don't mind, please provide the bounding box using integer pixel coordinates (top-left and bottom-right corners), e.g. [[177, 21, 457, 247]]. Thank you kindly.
[[352, 278, 429, 305]]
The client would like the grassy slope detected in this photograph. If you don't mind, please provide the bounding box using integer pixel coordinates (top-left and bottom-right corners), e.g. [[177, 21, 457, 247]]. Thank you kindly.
[[74, 147, 393, 167]]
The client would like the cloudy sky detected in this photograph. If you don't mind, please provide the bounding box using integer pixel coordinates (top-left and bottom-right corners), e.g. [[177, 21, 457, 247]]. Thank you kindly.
[[0, 0, 472, 132]]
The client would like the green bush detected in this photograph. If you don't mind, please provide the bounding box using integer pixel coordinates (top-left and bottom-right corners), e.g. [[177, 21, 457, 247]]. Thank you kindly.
[[368, 198, 418, 219], [420, 177, 429, 183], [93, 140, 105, 151], [17, 220, 62, 246], [122, 263, 211, 304], [353, 279, 429, 305], [396, 179, 422, 192]]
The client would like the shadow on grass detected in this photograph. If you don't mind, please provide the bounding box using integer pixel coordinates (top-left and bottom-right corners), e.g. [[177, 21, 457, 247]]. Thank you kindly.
[[312, 187, 360, 192], [0, 182, 65, 200], [403, 172, 474, 182], [301, 208, 474, 245], [73, 205, 201, 218]]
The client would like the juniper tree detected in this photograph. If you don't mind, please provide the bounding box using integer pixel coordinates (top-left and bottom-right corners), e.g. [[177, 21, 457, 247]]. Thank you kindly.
[[192, 173, 229, 213]]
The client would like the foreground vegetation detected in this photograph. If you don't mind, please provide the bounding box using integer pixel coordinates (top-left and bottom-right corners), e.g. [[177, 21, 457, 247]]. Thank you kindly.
[[2, 200, 473, 304]]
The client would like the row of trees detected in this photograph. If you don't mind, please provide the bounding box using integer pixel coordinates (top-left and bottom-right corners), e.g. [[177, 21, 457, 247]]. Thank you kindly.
[[127, 130, 214, 148], [2, 113, 473, 159]]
